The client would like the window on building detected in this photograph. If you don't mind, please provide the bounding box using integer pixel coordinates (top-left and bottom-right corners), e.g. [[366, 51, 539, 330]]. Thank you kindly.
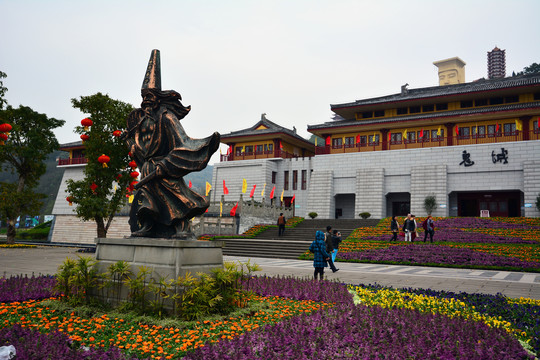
[[256, 145, 264, 154], [472, 125, 486, 138], [245, 145, 253, 155], [487, 124, 501, 137], [332, 137, 343, 149], [422, 104, 434, 112], [374, 110, 385, 117], [460, 100, 473, 108], [431, 129, 444, 141], [534, 92, 540, 101], [271, 171, 277, 184], [292, 170, 298, 190], [435, 103, 448, 111], [504, 95, 519, 103], [344, 137, 355, 148], [397, 107, 408, 115], [361, 111, 373, 119], [390, 132, 402, 144], [368, 134, 380, 146], [284, 171, 289, 190], [359, 135, 367, 147], [503, 123, 516, 136], [475, 99, 488, 107], [534, 120, 540, 134], [301, 170, 307, 190], [418, 130, 430, 142], [405, 131, 416, 143], [409, 106, 421, 114], [458, 127, 470, 139], [265, 143, 273, 153], [235, 147, 243, 156], [489, 97, 503, 105]]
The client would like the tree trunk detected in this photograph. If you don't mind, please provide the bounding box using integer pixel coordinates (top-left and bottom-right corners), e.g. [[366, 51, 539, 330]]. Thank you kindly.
[[6, 219, 16, 245], [96, 217, 107, 238]]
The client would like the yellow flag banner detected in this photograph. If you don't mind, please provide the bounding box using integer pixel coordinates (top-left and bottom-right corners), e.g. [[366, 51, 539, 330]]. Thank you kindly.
[[128, 195, 134, 204], [280, 189, 284, 202], [205, 182, 212, 196], [242, 178, 247, 193], [515, 119, 522, 131], [261, 183, 266, 197], [220, 201, 223, 217], [315, 137, 317, 146], [403, 129, 408, 140], [372, 133, 376, 143], [437, 126, 441, 136]]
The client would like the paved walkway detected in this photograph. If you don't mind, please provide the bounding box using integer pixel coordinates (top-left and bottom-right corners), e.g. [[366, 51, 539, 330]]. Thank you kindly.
[[1, 246, 539, 300]]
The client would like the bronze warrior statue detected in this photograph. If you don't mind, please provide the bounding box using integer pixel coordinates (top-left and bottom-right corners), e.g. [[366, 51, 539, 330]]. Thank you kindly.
[[124, 49, 220, 238]]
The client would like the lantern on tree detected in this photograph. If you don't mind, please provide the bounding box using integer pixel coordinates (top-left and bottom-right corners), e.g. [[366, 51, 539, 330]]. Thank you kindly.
[[130, 171, 139, 179], [90, 182, 98, 193], [80, 134, 89, 142], [113, 130, 122, 137], [128, 160, 137, 169], [98, 154, 110, 168], [0, 123, 12, 134], [0, 133, 7, 145], [128, 151, 133, 158], [116, 173, 123, 181], [66, 196, 74, 206], [81, 118, 93, 131]]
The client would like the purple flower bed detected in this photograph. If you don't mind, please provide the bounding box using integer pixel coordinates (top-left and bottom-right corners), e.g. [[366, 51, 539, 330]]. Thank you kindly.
[[183, 303, 532, 360], [242, 275, 353, 304], [434, 217, 540, 230], [338, 244, 540, 270], [0, 275, 58, 303], [365, 228, 534, 244], [0, 324, 144, 360]]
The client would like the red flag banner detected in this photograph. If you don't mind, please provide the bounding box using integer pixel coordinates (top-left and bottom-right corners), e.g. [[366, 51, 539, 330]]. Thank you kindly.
[[355, 134, 360, 144], [188, 180, 192, 188], [388, 132, 391, 142], [249, 184, 257, 198], [230, 202, 238, 216], [269, 186, 276, 198], [279, 141, 283, 149], [223, 180, 229, 195], [496, 123, 500, 132], [419, 129, 424, 138], [325, 136, 331, 146], [291, 194, 295, 203], [455, 125, 459, 136]]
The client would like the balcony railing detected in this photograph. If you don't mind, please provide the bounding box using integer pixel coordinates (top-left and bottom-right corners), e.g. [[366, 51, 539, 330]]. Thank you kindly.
[[220, 150, 301, 162], [57, 157, 88, 166]]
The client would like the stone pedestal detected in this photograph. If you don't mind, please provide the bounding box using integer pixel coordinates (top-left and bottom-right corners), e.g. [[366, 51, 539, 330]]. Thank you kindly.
[[94, 237, 224, 281]]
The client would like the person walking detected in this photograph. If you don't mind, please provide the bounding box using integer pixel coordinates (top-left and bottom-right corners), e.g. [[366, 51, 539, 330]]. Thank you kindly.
[[331, 229, 342, 262], [423, 215, 435, 243], [309, 230, 331, 280], [390, 216, 399, 241], [324, 225, 339, 273], [411, 215, 418, 242], [277, 213, 286, 236]]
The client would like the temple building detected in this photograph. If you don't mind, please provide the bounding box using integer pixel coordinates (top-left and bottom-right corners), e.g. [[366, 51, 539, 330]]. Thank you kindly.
[[212, 63, 540, 219]]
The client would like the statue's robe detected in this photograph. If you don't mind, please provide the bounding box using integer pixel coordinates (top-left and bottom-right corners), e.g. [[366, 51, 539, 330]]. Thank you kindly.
[[125, 107, 220, 237]]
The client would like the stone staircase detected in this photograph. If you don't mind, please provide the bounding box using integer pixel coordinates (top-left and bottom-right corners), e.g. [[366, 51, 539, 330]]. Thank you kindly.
[[222, 218, 380, 259]]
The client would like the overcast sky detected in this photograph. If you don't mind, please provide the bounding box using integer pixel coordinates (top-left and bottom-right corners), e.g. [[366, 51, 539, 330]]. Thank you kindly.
[[1, 0, 539, 164]]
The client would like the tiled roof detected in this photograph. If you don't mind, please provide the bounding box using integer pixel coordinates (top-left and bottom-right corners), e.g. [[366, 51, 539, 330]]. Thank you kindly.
[[221, 115, 310, 144], [331, 73, 540, 110], [59, 140, 84, 149], [309, 102, 540, 131]]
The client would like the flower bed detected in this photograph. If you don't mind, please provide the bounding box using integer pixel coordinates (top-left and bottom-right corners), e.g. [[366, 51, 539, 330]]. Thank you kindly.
[[0, 275, 537, 359]]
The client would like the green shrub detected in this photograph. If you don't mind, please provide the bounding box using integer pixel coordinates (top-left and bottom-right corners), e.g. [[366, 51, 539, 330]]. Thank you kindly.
[[359, 212, 371, 219], [424, 195, 437, 215], [308, 212, 318, 219], [17, 227, 50, 240]]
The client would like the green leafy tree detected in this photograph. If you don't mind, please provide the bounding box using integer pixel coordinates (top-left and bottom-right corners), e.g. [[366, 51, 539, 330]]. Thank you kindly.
[[66, 93, 134, 238], [514, 62, 540, 76], [0, 105, 64, 243], [424, 195, 437, 215]]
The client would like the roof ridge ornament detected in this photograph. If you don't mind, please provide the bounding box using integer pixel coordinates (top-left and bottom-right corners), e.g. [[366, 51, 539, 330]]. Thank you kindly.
[[142, 49, 161, 90]]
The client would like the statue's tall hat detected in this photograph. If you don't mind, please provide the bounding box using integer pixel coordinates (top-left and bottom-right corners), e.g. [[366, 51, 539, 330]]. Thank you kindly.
[[142, 49, 161, 90]]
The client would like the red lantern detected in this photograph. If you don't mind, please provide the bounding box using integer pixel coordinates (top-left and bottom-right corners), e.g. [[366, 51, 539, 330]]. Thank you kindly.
[[128, 151, 133, 158], [113, 130, 122, 137], [90, 182, 98, 193], [116, 173, 123, 180], [0, 124, 12, 133], [0, 133, 7, 145], [81, 118, 93, 131], [66, 196, 73, 206], [128, 160, 137, 169], [130, 171, 139, 179], [80, 134, 89, 142], [98, 154, 110, 168]]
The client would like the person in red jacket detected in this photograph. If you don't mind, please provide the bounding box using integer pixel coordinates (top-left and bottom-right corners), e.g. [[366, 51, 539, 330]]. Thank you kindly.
[[423, 215, 435, 243]]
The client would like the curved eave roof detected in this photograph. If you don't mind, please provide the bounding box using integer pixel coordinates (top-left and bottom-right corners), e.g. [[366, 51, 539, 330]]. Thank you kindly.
[[59, 140, 84, 151], [309, 102, 540, 133], [331, 74, 540, 113]]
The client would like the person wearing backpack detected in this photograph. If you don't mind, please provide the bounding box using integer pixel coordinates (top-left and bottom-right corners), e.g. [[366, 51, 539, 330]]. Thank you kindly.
[[309, 230, 331, 280], [423, 215, 435, 243]]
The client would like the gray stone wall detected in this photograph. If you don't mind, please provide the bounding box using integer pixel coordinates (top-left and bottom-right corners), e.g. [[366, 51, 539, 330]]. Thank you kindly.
[[410, 165, 447, 217], [524, 160, 540, 217], [306, 170, 334, 218], [355, 168, 385, 219]]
